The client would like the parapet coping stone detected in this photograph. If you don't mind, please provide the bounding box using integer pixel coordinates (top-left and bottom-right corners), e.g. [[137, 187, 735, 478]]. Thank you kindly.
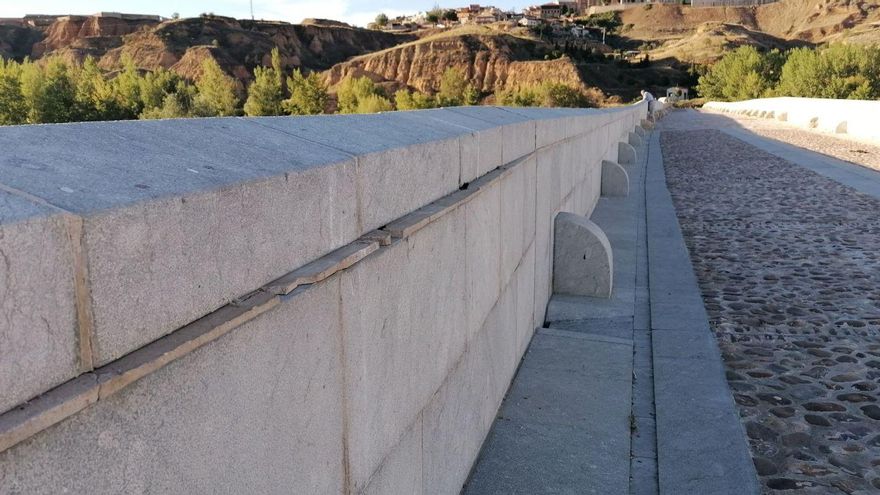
[[645, 130, 760, 494], [0, 110, 613, 455]]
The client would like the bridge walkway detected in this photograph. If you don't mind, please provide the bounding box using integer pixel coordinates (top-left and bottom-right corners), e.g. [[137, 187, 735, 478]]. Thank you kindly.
[[463, 112, 758, 495]]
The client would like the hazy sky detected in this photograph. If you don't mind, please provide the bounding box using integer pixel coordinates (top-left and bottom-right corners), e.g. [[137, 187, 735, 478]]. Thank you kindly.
[[0, 1, 530, 27]]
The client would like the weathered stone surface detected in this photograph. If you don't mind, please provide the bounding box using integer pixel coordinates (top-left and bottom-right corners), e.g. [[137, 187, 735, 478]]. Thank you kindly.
[[500, 157, 535, 288], [629, 131, 644, 148], [0, 279, 345, 494], [619, 141, 638, 165], [553, 212, 613, 298], [464, 328, 633, 495], [601, 160, 630, 197], [340, 207, 468, 491], [448, 106, 536, 163], [396, 109, 503, 185], [363, 417, 423, 495], [0, 195, 79, 414], [465, 179, 502, 339]]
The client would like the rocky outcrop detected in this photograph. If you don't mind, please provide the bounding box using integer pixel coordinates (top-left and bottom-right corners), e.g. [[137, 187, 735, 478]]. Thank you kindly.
[[323, 33, 586, 94], [2, 14, 413, 82]]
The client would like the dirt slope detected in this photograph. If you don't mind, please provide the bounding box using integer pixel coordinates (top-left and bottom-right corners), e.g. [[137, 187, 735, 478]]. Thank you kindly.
[[323, 27, 583, 94], [0, 15, 414, 81]]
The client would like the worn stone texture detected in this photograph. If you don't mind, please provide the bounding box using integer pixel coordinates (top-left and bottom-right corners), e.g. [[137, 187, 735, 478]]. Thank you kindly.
[[340, 206, 468, 491], [363, 417, 423, 495], [448, 107, 536, 164], [0, 279, 345, 495], [601, 160, 630, 198], [553, 212, 613, 298], [0, 196, 79, 414], [85, 156, 359, 365], [0, 105, 651, 492], [619, 141, 638, 165], [465, 178, 503, 340]]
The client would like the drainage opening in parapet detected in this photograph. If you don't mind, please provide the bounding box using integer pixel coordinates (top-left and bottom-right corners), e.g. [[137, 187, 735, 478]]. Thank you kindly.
[[460, 182, 470, 190]]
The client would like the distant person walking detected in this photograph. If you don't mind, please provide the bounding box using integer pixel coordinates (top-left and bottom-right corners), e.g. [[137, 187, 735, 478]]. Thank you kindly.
[[641, 90, 656, 122]]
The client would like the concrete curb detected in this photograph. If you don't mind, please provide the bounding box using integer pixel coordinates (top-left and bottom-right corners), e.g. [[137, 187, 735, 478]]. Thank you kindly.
[[645, 131, 760, 495]]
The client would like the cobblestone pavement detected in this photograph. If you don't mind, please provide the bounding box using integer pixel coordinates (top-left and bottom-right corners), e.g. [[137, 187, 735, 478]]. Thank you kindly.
[[706, 112, 880, 173], [661, 125, 880, 494]]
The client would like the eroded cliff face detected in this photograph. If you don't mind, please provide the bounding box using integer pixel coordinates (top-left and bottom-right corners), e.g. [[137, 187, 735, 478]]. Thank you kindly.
[[323, 33, 586, 94], [3, 15, 413, 81]]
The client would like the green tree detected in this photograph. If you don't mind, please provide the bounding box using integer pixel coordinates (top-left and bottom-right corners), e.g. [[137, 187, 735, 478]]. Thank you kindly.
[[394, 88, 436, 110], [112, 55, 145, 118], [375, 13, 389, 27], [244, 48, 285, 116], [464, 84, 480, 106], [775, 44, 880, 99], [337, 76, 386, 114], [0, 59, 27, 125], [497, 82, 594, 108], [139, 67, 183, 113], [426, 6, 443, 24], [20, 56, 77, 123], [141, 81, 197, 119], [442, 10, 459, 23], [193, 57, 239, 117], [696, 46, 783, 101], [356, 93, 393, 113], [437, 67, 470, 106], [72, 56, 117, 121], [284, 69, 328, 115], [578, 12, 621, 34]]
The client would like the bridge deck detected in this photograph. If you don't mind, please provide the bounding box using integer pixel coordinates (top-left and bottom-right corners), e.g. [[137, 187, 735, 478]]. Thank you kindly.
[[464, 110, 880, 494]]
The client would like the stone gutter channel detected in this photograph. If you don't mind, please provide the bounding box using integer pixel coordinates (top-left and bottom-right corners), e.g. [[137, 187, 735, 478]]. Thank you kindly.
[[462, 125, 760, 494], [0, 128, 583, 455]]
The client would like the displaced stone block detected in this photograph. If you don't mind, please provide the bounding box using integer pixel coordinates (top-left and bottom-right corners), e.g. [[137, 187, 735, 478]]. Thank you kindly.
[[618, 141, 638, 166], [0, 195, 79, 414], [553, 212, 613, 298], [601, 160, 630, 198]]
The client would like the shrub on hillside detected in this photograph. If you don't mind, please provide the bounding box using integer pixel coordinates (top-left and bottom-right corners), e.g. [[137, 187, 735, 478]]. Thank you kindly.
[[774, 44, 880, 100], [696, 46, 784, 101], [496, 82, 600, 108]]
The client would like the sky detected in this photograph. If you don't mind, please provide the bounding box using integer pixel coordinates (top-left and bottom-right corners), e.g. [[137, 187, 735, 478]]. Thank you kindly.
[[0, 1, 532, 27]]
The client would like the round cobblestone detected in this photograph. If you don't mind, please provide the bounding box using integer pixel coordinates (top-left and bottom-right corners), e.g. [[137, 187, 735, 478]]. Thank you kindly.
[[662, 116, 880, 494]]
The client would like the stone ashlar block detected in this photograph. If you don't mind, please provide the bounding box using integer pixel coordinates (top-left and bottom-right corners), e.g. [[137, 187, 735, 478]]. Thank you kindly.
[[553, 212, 613, 298], [397, 109, 504, 185], [256, 112, 463, 233], [0, 118, 360, 366], [601, 160, 630, 198], [499, 158, 535, 289], [340, 207, 468, 491], [0, 278, 346, 494], [0, 194, 79, 414], [421, 313, 501, 495], [465, 179, 503, 340], [448, 107, 536, 164], [516, 243, 537, 358], [363, 416, 423, 495]]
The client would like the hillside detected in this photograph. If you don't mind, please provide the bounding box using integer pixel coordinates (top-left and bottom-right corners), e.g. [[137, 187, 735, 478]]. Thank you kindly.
[[0, 15, 414, 81], [323, 27, 586, 94], [617, 0, 880, 62]]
